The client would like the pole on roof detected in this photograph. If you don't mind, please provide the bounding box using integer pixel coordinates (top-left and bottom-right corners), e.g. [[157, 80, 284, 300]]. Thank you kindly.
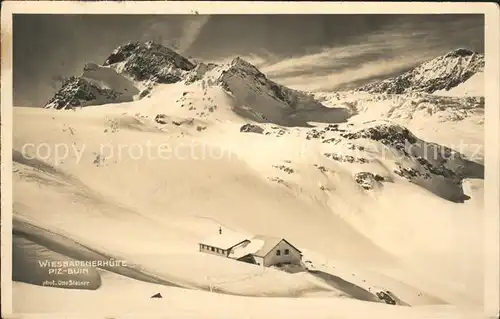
[[219, 226, 222, 235]]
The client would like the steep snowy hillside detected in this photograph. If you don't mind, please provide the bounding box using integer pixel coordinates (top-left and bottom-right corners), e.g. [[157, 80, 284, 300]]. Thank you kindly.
[[13, 42, 487, 317], [13, 106, 484, 307], [45, 41, 196, 109], [434, 72, 484, 97], [45, 64, 141, 109], [314, 91, 484, 162], [45, 41, 338, 127], [356, 48, 484, 95], [211, 57, 347, 126]]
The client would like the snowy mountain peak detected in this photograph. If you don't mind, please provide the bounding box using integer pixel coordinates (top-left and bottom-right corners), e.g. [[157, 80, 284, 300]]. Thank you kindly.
[[103, 41, 195, 83], [219, 56, 301, 108], [45, 41, 199, 109], [357, 48, 484, 95], [444, 48, 477, 58], [103, 41, 193, 68], [229, 57, 262, 74]]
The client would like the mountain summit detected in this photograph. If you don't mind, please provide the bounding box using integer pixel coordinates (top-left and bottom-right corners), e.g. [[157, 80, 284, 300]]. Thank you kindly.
[[44, 42, 334, 125], [45, 41, 196, 109], [45, 44, 485, 111], [103, 41, 195, 83], [356, 48, 484, 94]]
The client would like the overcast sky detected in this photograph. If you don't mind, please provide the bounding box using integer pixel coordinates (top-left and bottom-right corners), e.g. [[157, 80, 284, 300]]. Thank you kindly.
[[13, 14, 484, 107]]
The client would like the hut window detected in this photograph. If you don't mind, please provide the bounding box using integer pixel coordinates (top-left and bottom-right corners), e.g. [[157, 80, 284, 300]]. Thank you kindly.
[[285, 249, 290, 255], [276, 250, 281, 256]]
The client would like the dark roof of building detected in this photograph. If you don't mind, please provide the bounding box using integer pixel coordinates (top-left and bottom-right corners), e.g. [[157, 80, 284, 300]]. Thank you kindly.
[[199, 230, 250, 250]]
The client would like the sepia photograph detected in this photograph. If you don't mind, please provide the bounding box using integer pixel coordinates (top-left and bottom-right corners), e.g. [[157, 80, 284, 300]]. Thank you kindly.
[[1, 2, 499, 318]]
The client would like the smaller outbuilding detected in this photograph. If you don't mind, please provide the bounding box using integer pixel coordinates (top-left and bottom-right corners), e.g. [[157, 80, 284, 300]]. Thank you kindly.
[[198, 229, 250, 258]]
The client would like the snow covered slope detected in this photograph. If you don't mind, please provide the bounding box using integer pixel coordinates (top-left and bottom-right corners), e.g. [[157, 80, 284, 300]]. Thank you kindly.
[[45, 41, 196, 109], [12, 42, 487, 317], [14, 270, 485, 319], [314, 91, 484, 162], [215, 57, 345, 126], [46, 41, 346, 127], [356, 48, 484, 94], [435, 72, 484, 97]]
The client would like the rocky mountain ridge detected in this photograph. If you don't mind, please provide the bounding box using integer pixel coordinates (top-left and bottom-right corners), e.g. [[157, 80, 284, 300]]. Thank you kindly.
[[45, 41, 311, 111], [42, 41, 485, 202], [45, 43, 484, 110], [356, 48, 484, 94], [103, 41, 195, 83]]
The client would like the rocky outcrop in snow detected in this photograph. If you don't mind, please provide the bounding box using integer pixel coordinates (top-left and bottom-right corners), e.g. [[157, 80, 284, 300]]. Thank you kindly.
[[338, 121, 483, 202], [324, 153, 370, 164], [240, 123, 264, 134], [272, 164, 295, 174], [218, 57, 305, 109], [354, 172, 385, 190], [357, 48, 484, 94], [103, 41, 195, 83], [185, 62, 218, 84], [46, 41, 196, 109], [341, 123, 418, 152], [45, 76, 123, 109]]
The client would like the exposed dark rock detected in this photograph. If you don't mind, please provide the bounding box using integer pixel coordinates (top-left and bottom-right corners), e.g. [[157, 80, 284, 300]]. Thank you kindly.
[[324, 124, 345, 132], [154, 114, 169, 124], [444, 48, 476, 58], [346, 143, 365, 151], [240, 123, 264, 134], [357, 48, 484, 94], [324, 153, 369, 164], [354, 172, 385, 190], [45, 77, 122, 109], [267, 176, 286, 185], [137, 89, 149, 100], [416, 156, 459, 181], [376, 291, 396, 305], [393, 163, 432, 181], [103, 41, 195, 84], [272, 165, 294, 174], [268, 127, 288, 137], [341, 124, 417, 152], [306, 128, 326, 140], [322, 138, 339, 144], [313, 164, 328, 173]]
